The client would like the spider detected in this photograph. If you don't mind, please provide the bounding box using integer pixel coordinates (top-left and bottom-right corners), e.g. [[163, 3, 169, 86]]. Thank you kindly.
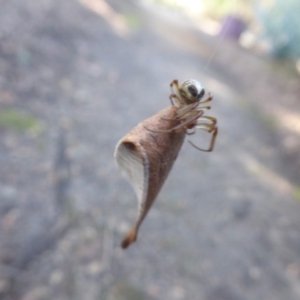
[[146, 79, 218, 152]]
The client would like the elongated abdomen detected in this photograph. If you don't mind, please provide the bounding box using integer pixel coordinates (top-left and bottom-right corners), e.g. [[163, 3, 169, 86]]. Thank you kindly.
[[114, 105, 185, 249]]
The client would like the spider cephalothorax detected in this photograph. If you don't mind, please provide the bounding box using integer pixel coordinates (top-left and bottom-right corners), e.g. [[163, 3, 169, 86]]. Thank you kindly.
[[178, 79, 205, 104], [146, 79, 218, 152]]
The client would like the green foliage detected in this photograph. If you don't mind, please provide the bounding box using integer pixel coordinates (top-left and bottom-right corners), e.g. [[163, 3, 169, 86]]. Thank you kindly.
[[123, 14, 141, 29], [294, 187, 300, 202], [106, 282, 153, 300], [148, 0, 254, 19], [194, 0, 254, 20], [202, 0, 239, 18], [0, 109, 41, 133], [257, 0, 300, 59]]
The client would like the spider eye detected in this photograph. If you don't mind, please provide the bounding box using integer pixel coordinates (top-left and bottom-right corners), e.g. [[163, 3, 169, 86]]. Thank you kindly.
[[181, 79, 204, 102], [198, 88, 205, 99], [188, 85, 199, 98]]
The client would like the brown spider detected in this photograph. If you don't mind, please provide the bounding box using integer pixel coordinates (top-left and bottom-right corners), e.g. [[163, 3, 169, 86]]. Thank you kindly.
[[146, 79, 218, 152]]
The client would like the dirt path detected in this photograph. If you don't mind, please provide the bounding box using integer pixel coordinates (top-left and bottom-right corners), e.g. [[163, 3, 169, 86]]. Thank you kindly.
[[0, 1, 299, 299]]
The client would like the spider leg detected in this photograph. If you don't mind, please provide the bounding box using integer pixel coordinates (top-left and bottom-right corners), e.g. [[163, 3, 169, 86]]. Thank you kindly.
[[144, 110, 204, 134], [199, 93, 213, 105], [161, 103, 210, 121], [143, 126, 174, 133], [196, 106, 211, 111], [162, 102, 200, 121], [169, 93, 180, 106], [176, 95, 213, 119], [160, 116, 178, 121], [170, 80, 180, 99], [188, 126, 218, 152], [161, 103, 211, 122], [170, 79, 179, 92], [170, 80, 183, 106], [176, 102, 200, 119], [167, 110, 204, 131], [196, 116, 217, 126], [186, 128, 196, 135]]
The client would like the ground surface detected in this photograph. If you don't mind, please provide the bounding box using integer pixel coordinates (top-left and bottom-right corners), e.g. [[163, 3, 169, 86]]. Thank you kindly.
[[0, 1, 300, 300]]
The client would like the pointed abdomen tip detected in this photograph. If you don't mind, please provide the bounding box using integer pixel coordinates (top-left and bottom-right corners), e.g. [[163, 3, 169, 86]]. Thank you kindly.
[[121, 228, 138, 249]]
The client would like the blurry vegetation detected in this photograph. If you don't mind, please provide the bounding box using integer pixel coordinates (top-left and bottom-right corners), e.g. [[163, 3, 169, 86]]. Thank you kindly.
[[107, 282, 153, 300], [148, 0, 300, 63], [200, 0, 254, 20], [256, 0, 300, 59], [295, 187, 300, 202], [147, 0, 255, 19], [0, 109, 42, 134], [123, 13, 142, 29]]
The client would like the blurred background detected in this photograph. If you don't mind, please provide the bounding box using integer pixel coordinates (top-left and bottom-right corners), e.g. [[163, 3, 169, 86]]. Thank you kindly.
[[0, 0, 300, 299]]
